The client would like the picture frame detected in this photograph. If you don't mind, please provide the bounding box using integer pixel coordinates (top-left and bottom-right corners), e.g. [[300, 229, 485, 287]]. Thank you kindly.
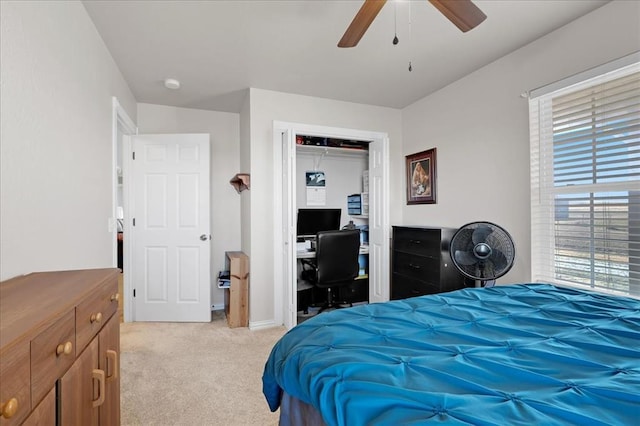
[[406, 148, 437, 204]]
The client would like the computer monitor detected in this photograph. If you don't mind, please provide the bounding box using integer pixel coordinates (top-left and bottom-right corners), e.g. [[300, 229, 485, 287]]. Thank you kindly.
[[296, 208, 341, 240]]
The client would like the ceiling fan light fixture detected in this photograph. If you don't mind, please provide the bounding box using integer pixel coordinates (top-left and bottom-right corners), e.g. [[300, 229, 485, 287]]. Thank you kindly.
[[164, 78, 181, 90]]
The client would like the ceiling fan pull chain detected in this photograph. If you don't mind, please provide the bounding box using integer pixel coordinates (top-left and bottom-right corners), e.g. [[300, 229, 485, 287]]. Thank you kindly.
[[408, 0, 413, 72], [393, 1, 399, 45]]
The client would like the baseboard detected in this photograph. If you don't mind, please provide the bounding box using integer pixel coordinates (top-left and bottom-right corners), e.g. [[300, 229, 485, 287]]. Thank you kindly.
[[249, 318, 278, 330]]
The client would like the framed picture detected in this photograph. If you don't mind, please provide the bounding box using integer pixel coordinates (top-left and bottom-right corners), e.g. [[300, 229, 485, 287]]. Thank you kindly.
[[406, 148, 437, 204]]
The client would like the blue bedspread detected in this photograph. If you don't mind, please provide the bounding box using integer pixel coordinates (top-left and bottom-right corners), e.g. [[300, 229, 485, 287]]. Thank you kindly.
[[262, 284, 640, 425]]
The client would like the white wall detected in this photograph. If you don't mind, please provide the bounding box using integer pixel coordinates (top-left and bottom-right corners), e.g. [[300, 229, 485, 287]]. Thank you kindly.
[[0, 1, 137, 280], [402, 0, 640, 285], [136, 103, 241, 308], [239, 92, 251, 254], [248, 89, 403, 325]]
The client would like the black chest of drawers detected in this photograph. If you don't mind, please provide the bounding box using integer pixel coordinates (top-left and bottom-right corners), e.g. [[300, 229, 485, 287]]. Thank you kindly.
[[391, 226, 468, 300]]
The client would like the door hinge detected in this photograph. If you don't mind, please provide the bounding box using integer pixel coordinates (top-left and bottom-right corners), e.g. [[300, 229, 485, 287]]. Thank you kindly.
[[133, 289, 136, 297], [132, 152, 136, 160], [132, 218, 136, 226]]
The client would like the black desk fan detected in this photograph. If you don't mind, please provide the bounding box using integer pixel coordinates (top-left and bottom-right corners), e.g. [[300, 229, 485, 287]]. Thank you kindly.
[[450, 222, 515, 287]]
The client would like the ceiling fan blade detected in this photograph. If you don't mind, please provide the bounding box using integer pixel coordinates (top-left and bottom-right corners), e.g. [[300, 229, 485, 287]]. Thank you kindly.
[[338, 0, 387, 48], [428, 0, 487, 32]]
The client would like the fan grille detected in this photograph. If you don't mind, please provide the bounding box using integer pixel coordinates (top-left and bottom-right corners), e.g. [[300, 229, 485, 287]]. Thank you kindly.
[[450, 222, 515, 281]]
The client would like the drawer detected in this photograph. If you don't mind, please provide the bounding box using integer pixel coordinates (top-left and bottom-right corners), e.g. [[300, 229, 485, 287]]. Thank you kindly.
[[391, 273, 438, 300], [76, 278, 118, 352], [0, 340, 30, 426], [393, 227, 441, 257], [393, 252, 440, 283], [31, 309, 75, 408]]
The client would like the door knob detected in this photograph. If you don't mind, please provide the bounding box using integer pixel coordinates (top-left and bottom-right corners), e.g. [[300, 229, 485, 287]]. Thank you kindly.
[[200, 234, 208, 241]]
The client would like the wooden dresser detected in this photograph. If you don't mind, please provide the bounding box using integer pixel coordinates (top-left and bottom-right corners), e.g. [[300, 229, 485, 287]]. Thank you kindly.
[[0, 269, 120, 425]]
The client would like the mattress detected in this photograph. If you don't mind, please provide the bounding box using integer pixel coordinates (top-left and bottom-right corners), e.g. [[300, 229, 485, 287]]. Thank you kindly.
[[262, 284, 640, 425]]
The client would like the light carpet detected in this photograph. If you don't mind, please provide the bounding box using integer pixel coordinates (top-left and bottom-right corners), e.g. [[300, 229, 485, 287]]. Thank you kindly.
[[120, 311, 287, 425]]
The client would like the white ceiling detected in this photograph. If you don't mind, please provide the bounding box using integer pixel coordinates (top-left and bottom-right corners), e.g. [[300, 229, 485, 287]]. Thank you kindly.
[[83, 0, 609, 113]]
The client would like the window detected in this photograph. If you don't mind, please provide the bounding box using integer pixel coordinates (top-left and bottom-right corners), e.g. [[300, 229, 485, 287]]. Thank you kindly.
[[529, 61, 639, 297]]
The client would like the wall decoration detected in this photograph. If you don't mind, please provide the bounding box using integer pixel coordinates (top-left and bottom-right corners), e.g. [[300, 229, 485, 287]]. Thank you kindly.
[[306, 171, 326, 206], [406, 148, 437, 204], [229, 173, 250, 193]]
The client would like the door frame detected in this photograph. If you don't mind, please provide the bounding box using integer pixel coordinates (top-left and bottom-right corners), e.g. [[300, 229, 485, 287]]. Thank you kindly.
[[111, 97, 136, 322], [272, 121, 390, 329]]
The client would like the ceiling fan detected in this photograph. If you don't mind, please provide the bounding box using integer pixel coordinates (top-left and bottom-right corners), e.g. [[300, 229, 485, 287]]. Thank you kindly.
[[338, 0, 487, 48]]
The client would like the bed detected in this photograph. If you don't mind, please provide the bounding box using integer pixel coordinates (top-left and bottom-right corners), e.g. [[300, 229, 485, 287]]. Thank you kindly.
[[262, 283, 640, 425]]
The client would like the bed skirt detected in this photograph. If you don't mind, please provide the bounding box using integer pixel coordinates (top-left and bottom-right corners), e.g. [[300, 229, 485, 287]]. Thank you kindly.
[[279, 391, 325, 426]]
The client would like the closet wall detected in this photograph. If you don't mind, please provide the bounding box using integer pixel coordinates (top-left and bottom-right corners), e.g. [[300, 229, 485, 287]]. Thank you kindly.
[[296, 148, 368, 229]]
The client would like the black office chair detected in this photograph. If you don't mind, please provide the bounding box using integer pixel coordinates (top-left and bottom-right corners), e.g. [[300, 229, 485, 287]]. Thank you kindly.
[[302, 229, 360, 313]]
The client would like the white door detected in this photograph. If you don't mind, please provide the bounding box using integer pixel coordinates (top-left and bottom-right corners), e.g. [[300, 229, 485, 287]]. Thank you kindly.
[[367, 136, 390, 303], [282, 129, 297, 329], [130, 134, 211, 322]]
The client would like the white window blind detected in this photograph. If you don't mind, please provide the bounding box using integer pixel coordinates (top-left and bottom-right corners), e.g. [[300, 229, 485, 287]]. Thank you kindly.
[[530, 62, 640, 297]]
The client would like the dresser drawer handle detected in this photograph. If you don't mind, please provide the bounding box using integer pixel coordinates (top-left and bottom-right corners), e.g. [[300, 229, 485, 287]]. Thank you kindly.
[[90, 312, 103, 323], [56, 341, 73, 357], [106, 349, 119, 380], [110, 293, 120, 302], [92, 369, 106, 408], [1, 397, 18, 419], [408, 263, 421, 269], [409, 239, 422, 244]]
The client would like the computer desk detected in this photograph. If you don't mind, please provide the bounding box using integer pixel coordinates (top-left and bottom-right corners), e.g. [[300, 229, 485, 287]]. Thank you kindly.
[[296, 244, 369, 259]]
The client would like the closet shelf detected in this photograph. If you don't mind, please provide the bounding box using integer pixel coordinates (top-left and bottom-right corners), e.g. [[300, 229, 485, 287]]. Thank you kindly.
[[230, 173, 250, 193], [296, 144, 367, 158]]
